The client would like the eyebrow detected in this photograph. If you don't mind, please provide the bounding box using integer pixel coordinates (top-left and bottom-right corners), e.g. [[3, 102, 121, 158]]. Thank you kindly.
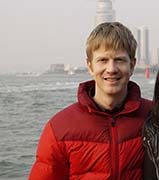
[[114, 55, 129, 60], [95, 56, 107, 61], [95, 55, 129, 61]]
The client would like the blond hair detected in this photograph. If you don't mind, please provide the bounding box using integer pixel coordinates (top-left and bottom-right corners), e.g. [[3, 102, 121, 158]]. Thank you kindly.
[[86, 22, 137, 62]]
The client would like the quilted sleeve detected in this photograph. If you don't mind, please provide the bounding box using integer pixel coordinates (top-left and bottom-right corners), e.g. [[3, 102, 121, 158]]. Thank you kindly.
[[28, 121, 69, 180]]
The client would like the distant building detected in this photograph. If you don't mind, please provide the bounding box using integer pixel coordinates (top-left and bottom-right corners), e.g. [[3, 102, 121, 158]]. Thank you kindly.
[[64, 64, 75, 75], [151, 48, 159, 66], [95, 0, 115, 25], [132, 26, 150, 67], [140, 26, 150, 66], [75, 66, 88, 74], [49, 64, 65, 73], [133, 28, 141, 65]]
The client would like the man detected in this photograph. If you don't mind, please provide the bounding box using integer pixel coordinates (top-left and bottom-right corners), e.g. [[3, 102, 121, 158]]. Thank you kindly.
[[29, 22, 152, 180]]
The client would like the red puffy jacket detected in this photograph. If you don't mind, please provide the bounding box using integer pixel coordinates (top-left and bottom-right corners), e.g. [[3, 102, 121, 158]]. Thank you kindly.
[[29, 80, 152, 180]]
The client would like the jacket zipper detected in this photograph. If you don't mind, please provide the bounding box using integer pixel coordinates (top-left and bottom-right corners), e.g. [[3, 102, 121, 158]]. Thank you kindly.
[[111, 116, 119, 180]]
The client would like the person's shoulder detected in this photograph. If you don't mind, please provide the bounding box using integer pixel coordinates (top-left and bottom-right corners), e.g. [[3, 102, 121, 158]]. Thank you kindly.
[[141, 98, 153, 110], [47, 102, 88, 138], [141, 98, 153, 104], [49, 102, 84, 123]]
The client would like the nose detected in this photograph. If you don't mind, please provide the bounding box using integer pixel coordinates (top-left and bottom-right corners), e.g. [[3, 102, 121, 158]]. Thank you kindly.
[[106, 60, 118, 74]]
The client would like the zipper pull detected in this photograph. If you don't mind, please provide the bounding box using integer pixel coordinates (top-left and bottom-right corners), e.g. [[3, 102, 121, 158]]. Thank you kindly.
[[111, 117, 115, 127]]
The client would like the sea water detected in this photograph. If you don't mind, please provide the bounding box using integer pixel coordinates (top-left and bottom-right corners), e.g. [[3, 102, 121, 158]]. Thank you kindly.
[[0, 73, 155, 179]]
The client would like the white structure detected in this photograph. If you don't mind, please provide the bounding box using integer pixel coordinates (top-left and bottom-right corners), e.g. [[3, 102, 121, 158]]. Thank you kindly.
[[95, 0, 115, 25], [140, 26, 150, 66], [132, 26, 150, 67], [151, 48, 159, 65], [133, 28, 141, 65]]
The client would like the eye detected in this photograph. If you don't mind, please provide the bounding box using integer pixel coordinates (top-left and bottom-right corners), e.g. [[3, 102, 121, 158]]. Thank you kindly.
[[98, 58, 108, 63], [115, 58, 128, 63], [116, 58, 123, 61]]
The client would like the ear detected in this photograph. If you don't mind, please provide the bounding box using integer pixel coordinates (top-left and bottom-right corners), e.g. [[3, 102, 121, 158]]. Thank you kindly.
[[86, 59, 94, 76], [130, 58, 136, 76]]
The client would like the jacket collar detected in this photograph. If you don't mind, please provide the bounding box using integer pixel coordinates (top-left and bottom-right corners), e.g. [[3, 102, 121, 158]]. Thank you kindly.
[[78, 80, 141, 115]]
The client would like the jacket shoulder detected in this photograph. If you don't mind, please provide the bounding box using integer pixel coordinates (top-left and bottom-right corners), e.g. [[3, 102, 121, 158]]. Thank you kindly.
[[50, 102, 84, 122], [49, 102, 86, 136], [140, 98, 153, 111]]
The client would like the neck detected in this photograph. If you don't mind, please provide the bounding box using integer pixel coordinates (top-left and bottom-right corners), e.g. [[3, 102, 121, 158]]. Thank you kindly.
[[93, 91, 127, 111]]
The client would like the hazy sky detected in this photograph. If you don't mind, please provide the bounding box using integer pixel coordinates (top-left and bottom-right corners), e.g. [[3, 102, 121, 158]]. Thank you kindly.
[[0, 0, 159, 73]]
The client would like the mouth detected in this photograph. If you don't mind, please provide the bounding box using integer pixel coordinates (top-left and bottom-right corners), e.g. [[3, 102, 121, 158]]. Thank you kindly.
[[104, 77, 121, 81]]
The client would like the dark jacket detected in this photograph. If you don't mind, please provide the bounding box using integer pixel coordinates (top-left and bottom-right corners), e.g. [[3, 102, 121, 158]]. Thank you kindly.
[[29, 80, 152, 180], [142, 114, 159, 180]]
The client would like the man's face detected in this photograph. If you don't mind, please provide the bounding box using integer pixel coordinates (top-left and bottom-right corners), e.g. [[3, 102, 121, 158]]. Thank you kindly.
[[87, 45, 136, 99]]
